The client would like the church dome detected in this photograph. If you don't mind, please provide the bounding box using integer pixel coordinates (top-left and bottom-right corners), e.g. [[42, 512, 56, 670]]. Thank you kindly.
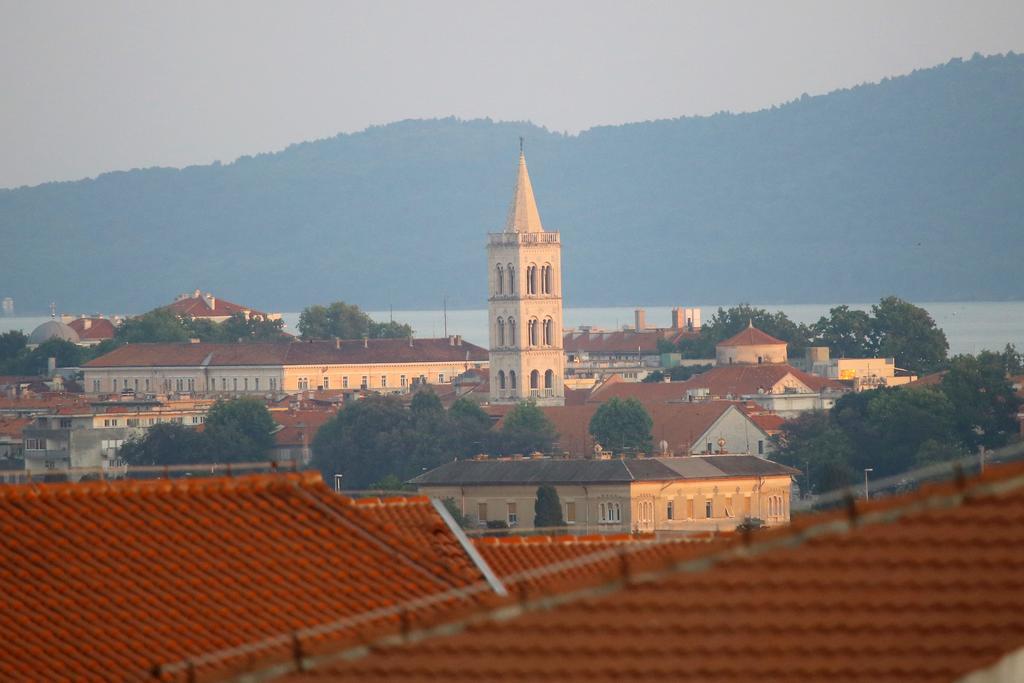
[[29, 320, 80, 345]]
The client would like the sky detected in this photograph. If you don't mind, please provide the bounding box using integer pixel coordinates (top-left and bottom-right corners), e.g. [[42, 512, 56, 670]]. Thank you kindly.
[[1, 0, 1022, 189]]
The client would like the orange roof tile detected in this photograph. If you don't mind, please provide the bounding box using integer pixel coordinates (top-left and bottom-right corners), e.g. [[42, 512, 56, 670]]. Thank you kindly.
[[674, 363, 843, 397], [717, 324, 787, 348], [272, 409, 336, 446], [282, 461, 1024, 683], [67, 317, 117, 341], [0, 417, 30, 438], [163, 293, 269, 319], [0, 473, 493, 681]]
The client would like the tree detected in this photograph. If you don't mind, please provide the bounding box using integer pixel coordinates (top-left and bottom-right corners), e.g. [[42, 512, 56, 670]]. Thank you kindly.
[[773, 411, 858, 495], [589, 397, 653, 454], [678, 304, 811, 358], [866, 387, 957, 476], [449, 397, 493, 457], [119, 422, 208, 467], [940, 354, 1021, 450], [216, 313, 288, 342], [298, 301, 414, 340], [534, 485, 565, 527], [497, 402, 558, 455], [366, 474, 413, 492], [0, 330, 27, 365], [870, 296, 949, 372], [811, 305, 875, 358], [203, 397, 277, 462], [369, 320, 414, 339], [115, 309, 191, 343], [441, 497, 472, 528]]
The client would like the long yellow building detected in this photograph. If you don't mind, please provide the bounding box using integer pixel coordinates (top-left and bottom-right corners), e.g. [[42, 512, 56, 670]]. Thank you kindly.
[[82, 337, 487, 395]]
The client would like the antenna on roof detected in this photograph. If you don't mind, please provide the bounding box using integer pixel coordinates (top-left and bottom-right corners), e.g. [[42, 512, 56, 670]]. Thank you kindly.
[[49, 302, 56, 319]]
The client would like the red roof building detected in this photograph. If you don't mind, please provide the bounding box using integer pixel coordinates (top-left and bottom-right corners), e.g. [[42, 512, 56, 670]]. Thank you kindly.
[[66, 317, 117, 344], [162, 289, 280, 322]]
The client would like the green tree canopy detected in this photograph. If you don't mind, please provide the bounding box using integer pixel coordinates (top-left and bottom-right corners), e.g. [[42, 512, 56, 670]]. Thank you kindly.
[[870, 296, 949, 373], [534, 485, 565, 527], [940, 354, 1021, 450], [497, 402, 558, 455], [449, 397, 493, 457], [677, 304, 811, 358], [115, 309, 192, 343], [0, 330, 28, 364], [119, 422, 209, 467], [588, 397, 653, 454], [810, 305, 875, 358], [203, 397, 277, 462], [298, 301, 414, 341]]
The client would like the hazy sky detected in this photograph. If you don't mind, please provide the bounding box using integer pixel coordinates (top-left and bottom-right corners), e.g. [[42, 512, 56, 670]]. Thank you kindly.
[[2, 1, 1022, 188]]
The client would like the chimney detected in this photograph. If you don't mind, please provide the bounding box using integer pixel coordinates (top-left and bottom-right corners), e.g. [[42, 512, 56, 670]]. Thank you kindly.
[[363, 336, 368, 348], [456, 335, 462, 346], [334, 337, 341, 350], [671, 307, 683, 330], [204, 293, 216, 311], [83, 319, 92, 331], [634, 308, 646, 331], [408, 335, 414, 348], [449, 335, 456, 346]]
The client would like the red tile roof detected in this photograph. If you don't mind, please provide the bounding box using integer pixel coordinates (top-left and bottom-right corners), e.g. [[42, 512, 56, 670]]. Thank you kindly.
[[0, 473, 493, 681], [0, 417, 30, 439], [563, 329, 691, 355], [675, 363, 842, 397], [163, 293, 269, 319], [511, 400, 754, 456], [282, 461, 1024, 683], [84, 338, 488, 368], [717, 325, 786, 348], [66, 317, 117, 341], [271, 409, 336, 447]]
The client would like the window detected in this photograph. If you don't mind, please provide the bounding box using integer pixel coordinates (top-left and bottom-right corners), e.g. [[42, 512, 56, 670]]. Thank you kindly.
[[400, 374, 407, 388], [222, 378, 228, 391], [126, 418, 139, 427], [666, 500, 674, 520], [497, 317, 505, 346], [233, 378, 238, 391], [757, 440, 764, 455], [437, 373, 445, 384], [269, 378, 277, 391], [565, 501, 576, 524], [508, 318, 517, 346], [243, 378, 248, 391], [342, 376, 349, 389], [59, 418, 72, 429], [495, 264, 504, 295], [509, 370, 517, 389], [381, 375, 388, 388], [133, 379, 139, 392], [45, 460, 56, 470], [507, 264, 515, 293], [112, 379, 118, 392], [528, 319, 537, 346], [25, 438, 44, 450], [599, 501, 622, 524], [530, 370, 539, 389], [498, 370, 506, 390], [361, 376, 368, 389], [297, 377, 309, 390], [705, 500, 713, 519], [254, 378, 260, 391], [527, 264, 537, 294], [706, 442, 714, 453], [543, 318, 553, 345], [544, 369, 554, 390], [175, 378, 184, 391], [478, 502, 487, 522], [322, 376, 329, 390], [542, 264, 552, 294], [92, 379, 101, 392], [507, 502, 518, 526], [145, 378, 150, 392]]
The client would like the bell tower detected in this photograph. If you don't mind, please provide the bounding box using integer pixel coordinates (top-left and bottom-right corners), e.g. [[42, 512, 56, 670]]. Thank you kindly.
[[487, 147, 565, 406]]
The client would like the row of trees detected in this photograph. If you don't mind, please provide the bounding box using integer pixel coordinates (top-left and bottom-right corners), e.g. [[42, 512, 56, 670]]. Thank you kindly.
[[774, 349, 1022, 495], [118, 398, 277, 466], [312, 391, 559, 489], [0, 332, 98, 375], [297, 301, 413, 340], [673, 297, 951, 373]]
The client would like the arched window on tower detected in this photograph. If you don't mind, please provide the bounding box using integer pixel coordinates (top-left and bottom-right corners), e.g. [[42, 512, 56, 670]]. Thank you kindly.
[[542, 264, 552, 294], [509, 370, 517, 389], [530, 370, 539, 390], [495, 265, 504, 295], [508, 317, 516, 347], [497, 317, 505, 346], [527, 264, 537, 295], [528, 319, 538, 346], [507, 265, 515, 294], [543, 318, 553, 345], [498, 370, 506, 390], [544, 369, 554, 391]]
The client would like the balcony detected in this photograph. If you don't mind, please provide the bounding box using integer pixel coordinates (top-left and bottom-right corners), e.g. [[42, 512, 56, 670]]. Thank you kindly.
[[488, 232, 560, 246]]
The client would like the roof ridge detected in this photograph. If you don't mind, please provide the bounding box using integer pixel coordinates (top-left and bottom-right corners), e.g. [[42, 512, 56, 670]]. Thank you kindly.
[[0, 471, 320, 499]]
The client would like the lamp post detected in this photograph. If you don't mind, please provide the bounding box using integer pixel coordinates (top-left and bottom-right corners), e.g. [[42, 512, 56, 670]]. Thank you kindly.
[[863, 468, 874, 500]]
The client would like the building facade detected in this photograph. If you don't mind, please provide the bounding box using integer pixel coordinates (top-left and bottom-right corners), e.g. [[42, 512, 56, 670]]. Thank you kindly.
[[488, 151, 565, 406], [412, 455, 797, 534]]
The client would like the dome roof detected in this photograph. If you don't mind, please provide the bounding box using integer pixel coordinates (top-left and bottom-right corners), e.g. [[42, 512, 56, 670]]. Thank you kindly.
[[29, 320, 80, 345]]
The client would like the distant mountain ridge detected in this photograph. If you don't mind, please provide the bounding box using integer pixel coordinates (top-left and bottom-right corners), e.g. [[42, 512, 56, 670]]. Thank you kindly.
[[2, 53, 1022, 313]]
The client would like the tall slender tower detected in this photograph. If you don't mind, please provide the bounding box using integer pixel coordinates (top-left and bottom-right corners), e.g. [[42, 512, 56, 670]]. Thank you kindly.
[[488, 149, 565, 406]]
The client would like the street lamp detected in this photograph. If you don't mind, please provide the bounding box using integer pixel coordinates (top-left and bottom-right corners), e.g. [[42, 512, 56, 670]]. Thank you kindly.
[[863, 468, 874, 500]]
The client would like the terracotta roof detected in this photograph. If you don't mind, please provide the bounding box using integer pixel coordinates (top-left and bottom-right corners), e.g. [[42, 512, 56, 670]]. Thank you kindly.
[[0, 417, 30, 439], [412, 455, 797, 486], [526, 400, 767, 456], [0, 473, 493, 681], [675, 363, 842, 397], [163, 293, 269, 319], [907, 370, 948, 387], [66, 317, 117, 341], [271, 409, 336, 446], [284, 461, 1024, 683], [563, 329, 686, 354], [83, 338, 488, 368], [716, 324, 787, 348]]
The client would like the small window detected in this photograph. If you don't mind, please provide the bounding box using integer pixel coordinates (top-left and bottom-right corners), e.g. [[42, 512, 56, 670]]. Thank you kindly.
[[438, 373, 445, 384], [297, 377, 308, 390], [757, 440, 764, 455], [59, 418, 72, 429], [400, 375, 407, 387], [361, 376, 368, 389], [478, 502, 487, 522], [381, 375, 387, 388], [342, 376, 349, 389], [322, 377, 329, 390], [243, 377, 248, 391], [269, 378, 277, 391], [507, 502, 518, 526], [706, 442, 714, 454], [565, 501, 576, 524], [705, 500, 713, 519], [666, 500, 674, 520]]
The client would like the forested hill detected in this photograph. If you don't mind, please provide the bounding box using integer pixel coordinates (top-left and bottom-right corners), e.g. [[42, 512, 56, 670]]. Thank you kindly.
[[2, 53, 1022, 314]]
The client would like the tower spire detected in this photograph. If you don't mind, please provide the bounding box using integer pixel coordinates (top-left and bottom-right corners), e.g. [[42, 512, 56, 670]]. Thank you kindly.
[[504, 144, 544, 233]]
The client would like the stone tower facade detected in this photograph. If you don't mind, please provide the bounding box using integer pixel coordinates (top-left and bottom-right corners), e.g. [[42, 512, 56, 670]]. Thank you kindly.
[[488, 152, 565, 406]]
